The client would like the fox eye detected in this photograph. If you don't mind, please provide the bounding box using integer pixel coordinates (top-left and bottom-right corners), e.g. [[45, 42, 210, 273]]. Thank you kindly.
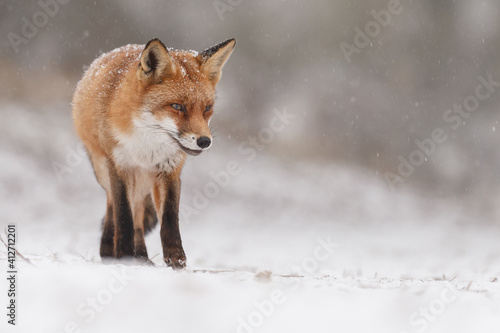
[[204, 105, 212, 112], [171, 103, 184, 111]]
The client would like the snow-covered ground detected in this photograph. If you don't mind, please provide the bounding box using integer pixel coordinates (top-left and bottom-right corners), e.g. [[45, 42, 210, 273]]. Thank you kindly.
[[0, 103, 499, 332]]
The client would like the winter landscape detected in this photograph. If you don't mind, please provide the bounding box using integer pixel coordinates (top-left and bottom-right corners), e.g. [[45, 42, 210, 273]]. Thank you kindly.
[[1, 1, 500, 332]]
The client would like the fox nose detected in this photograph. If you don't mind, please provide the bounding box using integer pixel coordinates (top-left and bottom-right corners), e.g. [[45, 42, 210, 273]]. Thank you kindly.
[[197, 136, 211, 149]]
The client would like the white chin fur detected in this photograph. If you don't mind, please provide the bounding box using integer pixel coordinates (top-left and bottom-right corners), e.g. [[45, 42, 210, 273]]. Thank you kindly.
[[159, 118, 207, 153], [112, 112, 185, 172]]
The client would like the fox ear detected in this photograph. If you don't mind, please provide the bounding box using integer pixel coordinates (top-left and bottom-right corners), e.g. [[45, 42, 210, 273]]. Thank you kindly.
[[138, 38, 175, 84], [199, 38, 236, 85]]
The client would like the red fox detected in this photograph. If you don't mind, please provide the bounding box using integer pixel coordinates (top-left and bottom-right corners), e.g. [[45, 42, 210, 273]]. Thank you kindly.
[[72, 38, 236, 268]]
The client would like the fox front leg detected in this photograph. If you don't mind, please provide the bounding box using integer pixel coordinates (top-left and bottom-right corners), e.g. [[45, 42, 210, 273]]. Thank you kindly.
[[154, 173, 186, 269], [108, 161, 135, 259]]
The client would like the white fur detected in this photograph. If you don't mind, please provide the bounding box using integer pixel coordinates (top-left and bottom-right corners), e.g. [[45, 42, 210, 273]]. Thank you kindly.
[[112, 112, 185, 173], [158, 116, 209, 151], [159, 115, 210, 151]]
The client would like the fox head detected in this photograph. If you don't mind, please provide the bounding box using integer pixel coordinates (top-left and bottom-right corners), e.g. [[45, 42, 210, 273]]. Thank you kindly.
[[135, 38, 236, 156]]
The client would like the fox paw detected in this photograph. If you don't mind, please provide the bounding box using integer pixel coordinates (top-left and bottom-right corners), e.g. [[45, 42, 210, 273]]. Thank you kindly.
[[164, 248, 186, 269]]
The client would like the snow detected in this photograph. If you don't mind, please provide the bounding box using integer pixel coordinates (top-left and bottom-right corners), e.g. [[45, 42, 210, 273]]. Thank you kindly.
[[0, 103, 499, 332]]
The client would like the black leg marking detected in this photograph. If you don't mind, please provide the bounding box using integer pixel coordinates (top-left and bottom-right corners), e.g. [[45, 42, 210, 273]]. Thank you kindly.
[[108, 162, 135, 258], [100, 202, 115, 260], [160, 179, 186, 269], [143, 194, 159, 234]]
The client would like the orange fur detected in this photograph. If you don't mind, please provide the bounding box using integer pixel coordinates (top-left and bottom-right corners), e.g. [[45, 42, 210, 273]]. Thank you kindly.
[[72, 38, 235, 267]]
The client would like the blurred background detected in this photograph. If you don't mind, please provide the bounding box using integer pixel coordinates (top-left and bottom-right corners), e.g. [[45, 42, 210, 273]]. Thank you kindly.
[[1, 0, 500, 220]]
